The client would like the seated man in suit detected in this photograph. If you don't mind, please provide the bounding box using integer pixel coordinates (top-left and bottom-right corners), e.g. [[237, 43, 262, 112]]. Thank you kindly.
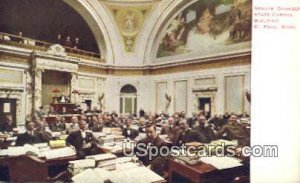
[[174, 119, 204, 145], [66, 116, 80, 134], [35, 118, 52, 143], [217, 115, 250, 146], [90, 116, 103, 132], [66, 120, 100, 158], [15, 121, 42, 146], [50, 116, 66, 132], [122, 118, 139, 140], [194, 115, 216, 143], [135, 122, 167, 166], [0, 115, 14, 134], [160, 117, 180, 145]]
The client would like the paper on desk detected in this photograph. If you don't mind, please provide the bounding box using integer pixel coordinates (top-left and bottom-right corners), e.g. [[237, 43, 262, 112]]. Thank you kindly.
[[210, 139, 238, 146], [109, 166, 164, 183], [0, 149, 8, 156], [72, 169, 99, 183], [115, 162, 139, 171], [92, 132, 106, 139], [86, 153, 116, 161], [33, 143, 48, 149], [51, 131, 62, 137], [93, 168, 112, 182], [69, 159, 96, 168], [200, 156, 242, 170], [116, 156, 132, 164], [42, 147, 76, 159], [6, 136, 17, 141], [6, 144, 39, 156]]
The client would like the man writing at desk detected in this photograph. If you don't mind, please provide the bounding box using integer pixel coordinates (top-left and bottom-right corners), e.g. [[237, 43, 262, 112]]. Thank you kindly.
[[66, 120, 100, 158]]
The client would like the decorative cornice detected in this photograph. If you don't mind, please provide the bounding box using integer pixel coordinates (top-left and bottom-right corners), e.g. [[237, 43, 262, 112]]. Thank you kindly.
[[1, 43, 251, 76], [31, 51, 80, 65]]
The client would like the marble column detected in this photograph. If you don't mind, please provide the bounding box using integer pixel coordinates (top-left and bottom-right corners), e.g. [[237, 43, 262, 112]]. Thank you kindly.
[[25, 70, 33, 119], [70, 72, 79, 104], [32, 68, 44, 114]]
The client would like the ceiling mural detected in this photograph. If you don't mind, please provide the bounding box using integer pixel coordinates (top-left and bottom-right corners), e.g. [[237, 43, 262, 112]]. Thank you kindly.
[[104, 3, 153, 52], [157, 0, 252, 58]]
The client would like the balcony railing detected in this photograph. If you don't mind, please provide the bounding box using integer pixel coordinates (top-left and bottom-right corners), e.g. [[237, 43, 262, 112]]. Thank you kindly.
[[0, 32, 102, 62]]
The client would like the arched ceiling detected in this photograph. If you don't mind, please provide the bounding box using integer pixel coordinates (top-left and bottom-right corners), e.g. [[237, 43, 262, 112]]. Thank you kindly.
[[0, 0, 251, 66], [0, 0, 100, 53]]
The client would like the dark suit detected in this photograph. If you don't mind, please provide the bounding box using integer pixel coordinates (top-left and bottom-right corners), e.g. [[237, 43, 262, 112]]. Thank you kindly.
[[218, 123, 250, 146], [161, 125, 180, 145], [122, 128, 139, 140], [15, 131, 42, 146], [135, 135, 167, 166], [50, 122, 66, 132], [35, 130, 52, 143], [174, 128, 204, 145], [66, 130, 100, 158], [0, 123, 13, 133], [90, 123, 103, 132], [194, 126, 216, 143], [139, 109, 145, 117]]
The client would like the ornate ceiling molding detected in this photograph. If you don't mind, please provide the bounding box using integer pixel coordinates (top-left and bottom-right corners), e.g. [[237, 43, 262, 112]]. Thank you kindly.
[[102, 2, 154, 52]]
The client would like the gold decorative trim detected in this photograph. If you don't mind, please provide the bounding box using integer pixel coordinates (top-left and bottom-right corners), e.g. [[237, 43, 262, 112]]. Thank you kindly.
[[104, 3, 153, 52]]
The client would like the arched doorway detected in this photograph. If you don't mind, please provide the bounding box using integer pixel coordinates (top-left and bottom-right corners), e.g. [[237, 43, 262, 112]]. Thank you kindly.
[[120, 84, 137, 115]]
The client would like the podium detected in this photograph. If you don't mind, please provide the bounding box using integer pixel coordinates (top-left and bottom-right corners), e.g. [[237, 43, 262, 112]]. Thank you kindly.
[[50, 103, 78, 114]]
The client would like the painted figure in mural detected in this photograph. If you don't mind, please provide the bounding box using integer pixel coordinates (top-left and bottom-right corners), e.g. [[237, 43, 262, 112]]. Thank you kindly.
[[157, 0, 252, 58], [196, 8, 214, 34], [124, 11, 136, 32], [229, 7, 251, 40], [162, 15, 188, 52]]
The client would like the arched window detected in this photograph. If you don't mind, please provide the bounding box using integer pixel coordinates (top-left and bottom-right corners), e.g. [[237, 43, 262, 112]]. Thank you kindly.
[[120, 84, 137, 93], [120, 84, 137, 115]]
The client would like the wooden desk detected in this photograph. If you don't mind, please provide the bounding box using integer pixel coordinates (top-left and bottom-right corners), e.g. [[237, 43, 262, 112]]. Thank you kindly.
[[168, 157, 249, 183], [51, 103, 77, 114], [0, 155, 77, 182]]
